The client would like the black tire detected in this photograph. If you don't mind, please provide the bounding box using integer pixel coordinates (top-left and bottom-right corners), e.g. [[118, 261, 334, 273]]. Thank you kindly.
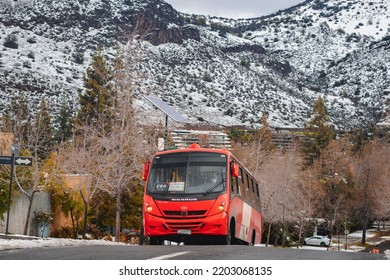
[[249, 230, 256, 246], [320, 242, 326, 247], [225, 219, 238, 245], [150, 237, 163, 245]]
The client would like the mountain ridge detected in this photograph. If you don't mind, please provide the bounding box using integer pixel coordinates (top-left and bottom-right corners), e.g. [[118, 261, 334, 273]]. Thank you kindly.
[[1, 0, 390, 130]]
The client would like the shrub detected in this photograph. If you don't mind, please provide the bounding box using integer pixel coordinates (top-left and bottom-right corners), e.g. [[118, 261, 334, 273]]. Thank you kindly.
[[27, 37, 37, 44], [3, 33, 18, 49], [52, 226, 74, 238], [27, 51, 35, 59], [23, 60, 32, 68]]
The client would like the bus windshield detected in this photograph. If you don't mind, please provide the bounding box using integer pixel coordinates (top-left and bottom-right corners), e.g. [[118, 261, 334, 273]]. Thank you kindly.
[[147, 152, 227, 197]]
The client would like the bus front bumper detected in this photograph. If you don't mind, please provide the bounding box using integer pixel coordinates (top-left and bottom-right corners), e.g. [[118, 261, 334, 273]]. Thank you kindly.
[[144, 212, 228, 237]]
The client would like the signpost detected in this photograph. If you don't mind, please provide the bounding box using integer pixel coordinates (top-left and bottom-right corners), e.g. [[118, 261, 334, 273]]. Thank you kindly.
[[0, 152, 33, 234], [0, 156, 33, 166]]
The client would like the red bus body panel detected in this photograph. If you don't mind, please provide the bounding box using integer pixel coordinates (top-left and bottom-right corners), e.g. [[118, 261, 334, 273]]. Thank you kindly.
[[143, 146, 262, 244], [229, 196, 262, 244], [144, 196, 228, 237]]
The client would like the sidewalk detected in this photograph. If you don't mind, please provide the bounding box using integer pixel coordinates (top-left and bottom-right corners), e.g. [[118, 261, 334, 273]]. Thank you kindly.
[[0, 233, 40, 240], [331, 227, 390, 254]]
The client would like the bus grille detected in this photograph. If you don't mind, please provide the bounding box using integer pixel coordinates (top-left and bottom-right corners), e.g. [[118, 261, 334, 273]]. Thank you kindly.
[[165, 222, 203, 229], [163, 210, 207, 217]]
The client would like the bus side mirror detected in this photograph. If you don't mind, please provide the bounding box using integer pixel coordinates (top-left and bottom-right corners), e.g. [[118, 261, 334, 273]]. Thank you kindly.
[[231, 162, 239, 178], [142, 162, 150, 181]]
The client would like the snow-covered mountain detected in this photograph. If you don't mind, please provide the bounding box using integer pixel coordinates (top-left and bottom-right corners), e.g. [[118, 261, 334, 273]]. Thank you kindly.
[[1, 0, 389, 129]]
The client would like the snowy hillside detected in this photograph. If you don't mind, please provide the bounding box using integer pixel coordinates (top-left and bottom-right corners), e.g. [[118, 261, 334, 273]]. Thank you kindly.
[[1, 0, 390, 129]]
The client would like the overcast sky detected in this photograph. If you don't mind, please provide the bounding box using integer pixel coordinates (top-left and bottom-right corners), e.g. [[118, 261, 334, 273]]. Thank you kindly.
[[164, 0, 306, 19]]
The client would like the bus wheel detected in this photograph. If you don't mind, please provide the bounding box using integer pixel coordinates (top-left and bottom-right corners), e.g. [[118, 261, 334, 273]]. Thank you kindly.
[[249, 230, 255, 246], [150, 237, 163, 245], [226, 220, 237, 245]]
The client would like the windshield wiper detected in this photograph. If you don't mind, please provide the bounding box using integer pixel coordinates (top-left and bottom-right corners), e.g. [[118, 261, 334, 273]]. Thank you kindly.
[[203, 179, 225, 196], [162, 168, 175, 196], [162, 181, 170, 196]]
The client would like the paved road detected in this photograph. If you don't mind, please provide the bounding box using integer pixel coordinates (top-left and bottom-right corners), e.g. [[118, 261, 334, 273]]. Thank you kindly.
[[0, 245, 385, 260]]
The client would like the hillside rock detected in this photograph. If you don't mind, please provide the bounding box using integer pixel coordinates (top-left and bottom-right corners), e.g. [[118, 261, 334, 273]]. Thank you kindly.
[[0, 0, 390, 130]]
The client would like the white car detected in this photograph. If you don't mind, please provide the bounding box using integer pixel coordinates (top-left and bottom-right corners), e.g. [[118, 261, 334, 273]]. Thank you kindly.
[[304, 235, 330, 247]]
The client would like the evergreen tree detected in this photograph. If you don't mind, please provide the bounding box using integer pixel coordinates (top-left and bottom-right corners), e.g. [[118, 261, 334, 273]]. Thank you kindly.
[[254, 112, 274, 147], [76, 48, 115, 132], [1, 112, 12, 133], [252, 112, 275, 174], [5, 93, 31, 145], [54, 98, 74, 143], [33, 97, 54, 159], [302, 96, 335, 165]]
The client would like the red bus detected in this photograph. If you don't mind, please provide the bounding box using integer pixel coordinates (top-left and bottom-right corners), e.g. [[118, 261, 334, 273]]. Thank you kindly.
[[141, 143, 262, 245]]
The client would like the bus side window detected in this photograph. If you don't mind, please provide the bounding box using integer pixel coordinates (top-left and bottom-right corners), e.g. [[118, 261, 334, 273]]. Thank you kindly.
[[242, 171, 250, 201], [255, 183, 261, 208], [238, 168, 244, 197], [232, 175, 239, 195], [249, 177, 255, 206]]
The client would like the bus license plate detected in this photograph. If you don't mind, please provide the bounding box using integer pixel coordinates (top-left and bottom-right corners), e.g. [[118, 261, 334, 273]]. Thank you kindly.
[[177, 229, 191, 235]]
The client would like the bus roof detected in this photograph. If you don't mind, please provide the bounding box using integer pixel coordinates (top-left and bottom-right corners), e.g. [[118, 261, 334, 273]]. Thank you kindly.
[[153, 144, 232, 157]]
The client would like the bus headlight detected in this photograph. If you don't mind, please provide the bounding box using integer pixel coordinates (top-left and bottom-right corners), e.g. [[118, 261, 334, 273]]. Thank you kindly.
[[218, 202, 226, 212], [146, 203, 153, 213]]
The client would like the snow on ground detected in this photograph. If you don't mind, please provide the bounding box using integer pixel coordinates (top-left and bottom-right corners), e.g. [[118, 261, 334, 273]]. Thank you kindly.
[[0, 234, 128, 251]]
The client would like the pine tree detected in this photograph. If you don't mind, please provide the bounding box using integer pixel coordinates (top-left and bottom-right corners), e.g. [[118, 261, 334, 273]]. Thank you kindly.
[[5, 93, 31, 145], [251, 112, 275, 174], [54, 98, 74, 143], [302, 96, 335, 165], [76, 48, 115, 132], [254, 112, 273, 146], [33, 97, 54, 159]]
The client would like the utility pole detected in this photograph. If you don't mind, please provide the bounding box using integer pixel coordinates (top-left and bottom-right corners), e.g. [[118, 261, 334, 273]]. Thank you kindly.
[[5, 143, 19, 235], [5, 152, 15, 235]]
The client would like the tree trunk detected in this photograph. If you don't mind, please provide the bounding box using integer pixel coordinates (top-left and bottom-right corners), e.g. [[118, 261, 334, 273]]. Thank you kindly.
[[362, 223, 367, 244], [297, 222, 303, 249], [266, 223, 272, 247], [23, 190, 38, 236], [82, 199, 88, 239], [361, 168, 370, 245], [115, 192, 121, 242], [273, 226, 280, 246], [138, 226, 144, 245], [70, 207, 77, 239]]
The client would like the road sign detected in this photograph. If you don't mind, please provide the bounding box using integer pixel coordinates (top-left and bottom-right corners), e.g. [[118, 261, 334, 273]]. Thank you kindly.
[[15, 156, 33, 166], [0, 156, 33, 166], [0, 156, 12, 165]]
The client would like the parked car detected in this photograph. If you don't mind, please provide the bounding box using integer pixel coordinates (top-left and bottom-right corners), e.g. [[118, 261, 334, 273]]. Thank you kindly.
[[304, 235, 330, 247]]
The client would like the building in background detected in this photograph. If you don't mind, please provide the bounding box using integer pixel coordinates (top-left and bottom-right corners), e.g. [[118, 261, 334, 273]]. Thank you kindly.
[[0, 132, 13, 156], [170, 130, 231, 150]]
